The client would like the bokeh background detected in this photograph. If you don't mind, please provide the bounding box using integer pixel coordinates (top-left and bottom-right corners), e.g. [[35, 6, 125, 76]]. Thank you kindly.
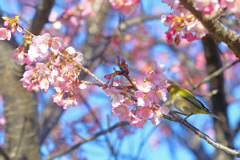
[[0, 0, 240, 160]]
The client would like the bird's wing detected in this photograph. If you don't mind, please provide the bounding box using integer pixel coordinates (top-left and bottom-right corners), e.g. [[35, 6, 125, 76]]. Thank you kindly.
[[179, 95, 211, 113]]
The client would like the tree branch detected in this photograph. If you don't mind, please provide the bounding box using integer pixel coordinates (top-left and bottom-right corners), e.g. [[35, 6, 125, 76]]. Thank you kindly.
[[163, 112, 240, 157], [120, 14, 162, 31], [39, 101, 64, 145], [28, 0, 55, 34], [180, 0, 240, 57], [44, 121, 129, 160], [193, 59, 240, 90]]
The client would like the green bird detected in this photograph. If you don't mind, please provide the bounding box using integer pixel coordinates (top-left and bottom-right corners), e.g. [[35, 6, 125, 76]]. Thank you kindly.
[[167, 85, 222, 120]]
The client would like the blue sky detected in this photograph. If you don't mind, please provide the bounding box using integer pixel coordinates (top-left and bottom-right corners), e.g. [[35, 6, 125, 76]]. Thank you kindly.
[[0, 0, 240, 160]]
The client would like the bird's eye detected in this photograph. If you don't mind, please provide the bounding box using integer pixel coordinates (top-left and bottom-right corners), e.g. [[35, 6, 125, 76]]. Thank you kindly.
[[167, 87, 172, 91]]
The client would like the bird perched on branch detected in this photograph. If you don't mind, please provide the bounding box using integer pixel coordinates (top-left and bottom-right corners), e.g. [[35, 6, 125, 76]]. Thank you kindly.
[[167, 84, 222, 121]]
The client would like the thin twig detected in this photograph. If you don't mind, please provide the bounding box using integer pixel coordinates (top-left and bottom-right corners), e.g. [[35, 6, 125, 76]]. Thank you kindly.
[[192, 59, 240, 90], [134, 126, 158, 160], [81, 80, 102, 86], [180, 63, 194, 88], [164, 111, 240, 157], [123, 73, 138, 90], [44, 121, 129, 160], [120, 14, 162, 31], [79, 94, 117, 157], [57, 51, 105, 85]]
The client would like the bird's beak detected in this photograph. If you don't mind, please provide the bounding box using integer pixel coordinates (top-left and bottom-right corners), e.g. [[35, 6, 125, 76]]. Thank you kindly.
[[165, 82, 171, 88]]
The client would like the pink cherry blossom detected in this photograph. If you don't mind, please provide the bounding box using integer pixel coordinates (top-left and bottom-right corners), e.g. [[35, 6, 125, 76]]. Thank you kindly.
[[163, 32, 173, 45], [152, 61, 166, 75], [156, 87, 168, 102], [130, 115, 145, 129], [226, 0, 240, 15], [161, 0, 180, 9], [16, 25, 22, 33], [161, 15, 173, 27], [4, 20, 10, 27], [51, 94, 64, 106], [0, 28, 11, 40], [145, 73, 161, 89], [151, 106, 170, 125], [193, 0, 220, 14], [79, 83, 87, 89], [10, 51, 25, 65], [124, 98, 135, 106], [49, 37, 62, 53], [36, 63, 50, 76], [39, 78, 49, 92], [112, 104, 131, 121], [20, 77, 33, 91], [137, 106, 154, 120], [22, 65, 35, 79], [135, 75, 153, 92], [78, 0, 96, 17], [48, 69, 59, 83], [187, 20, 208, 39], [65, 46, 83, 64], [28, 33, 51, 60], [31, 85, 40, 92], [135, 91, 157, 107], [25, 55, 34, 65], [62, 98, 78, 109], [109, 0, 140, 15], [160, 106, 170, 115], [104, 87, 124, 107]]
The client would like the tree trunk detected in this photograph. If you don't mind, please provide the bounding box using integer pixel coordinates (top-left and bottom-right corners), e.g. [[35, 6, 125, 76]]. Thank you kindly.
[[202, 36, 233, 160]]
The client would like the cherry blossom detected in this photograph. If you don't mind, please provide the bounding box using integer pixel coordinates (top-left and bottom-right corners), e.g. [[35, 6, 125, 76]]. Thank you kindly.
[[104, 87, 125, 107], [112, 104, 131, 121], [137, 106, 154, 120], [2, 15, 171, 129], [10, 51, 25, 65], [151, 106, 170, 125], [65, 46, 83, 64], [130, 115, 146, 129], [135, 91, 155, 107], [0, 28, 11, 40], [135, 75, 153, 92], [109, 0, 140, 15]]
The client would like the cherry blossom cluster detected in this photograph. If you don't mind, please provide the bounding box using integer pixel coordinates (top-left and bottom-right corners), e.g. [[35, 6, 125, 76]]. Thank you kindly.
[[103, 60, 170, 128], [161, 0, 208, 45], [60, 0, 95, 22], [193, 0, 240, 15], [109, 0, 140, 15], [48, 0, 96, 37], [1, 16, 87, 109], [18, 38, 86, 109], [161, 0, 240, 45], [0, 15, 22, 41], [0, 15, 170, 129]]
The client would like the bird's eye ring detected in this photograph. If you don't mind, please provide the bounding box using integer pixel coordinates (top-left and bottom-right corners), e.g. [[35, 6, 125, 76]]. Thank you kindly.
[[167, 86, 172, 91]]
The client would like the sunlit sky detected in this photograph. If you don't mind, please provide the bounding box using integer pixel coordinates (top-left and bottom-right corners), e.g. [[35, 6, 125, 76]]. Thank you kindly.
[[0, 0, 240, 160]]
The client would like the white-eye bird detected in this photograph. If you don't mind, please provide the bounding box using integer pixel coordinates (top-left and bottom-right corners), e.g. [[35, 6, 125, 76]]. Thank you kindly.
[[167, 85, 222, 120]]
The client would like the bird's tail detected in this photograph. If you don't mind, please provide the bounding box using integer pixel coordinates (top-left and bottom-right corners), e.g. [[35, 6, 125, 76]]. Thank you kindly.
[[209, 113, 222, 121]]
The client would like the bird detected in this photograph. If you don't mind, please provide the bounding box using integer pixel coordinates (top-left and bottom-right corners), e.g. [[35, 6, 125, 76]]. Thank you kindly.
[[167, 84, 222, 121]]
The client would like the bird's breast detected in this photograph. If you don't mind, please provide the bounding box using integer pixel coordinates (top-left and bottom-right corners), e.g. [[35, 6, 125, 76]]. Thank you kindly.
[[171, 94, 198, 115]]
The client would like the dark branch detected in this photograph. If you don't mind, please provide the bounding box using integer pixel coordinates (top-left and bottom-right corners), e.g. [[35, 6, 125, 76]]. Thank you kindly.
[[44, 121, 129, 160], [180, 0, 240, 57], [163, 111, 240, 157]]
